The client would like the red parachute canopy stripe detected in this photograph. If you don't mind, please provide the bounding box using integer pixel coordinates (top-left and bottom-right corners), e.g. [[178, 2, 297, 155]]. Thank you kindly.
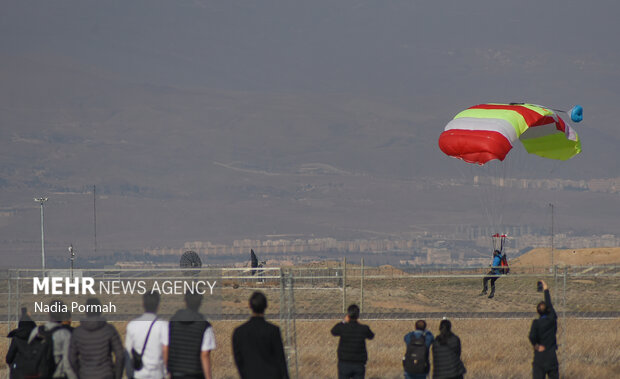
[[438, 129, 513, 164]]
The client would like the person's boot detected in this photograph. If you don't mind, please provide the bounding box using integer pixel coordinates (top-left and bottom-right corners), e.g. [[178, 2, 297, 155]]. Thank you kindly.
[[479, 289, 487, 296], [488, 290, 495, 299]]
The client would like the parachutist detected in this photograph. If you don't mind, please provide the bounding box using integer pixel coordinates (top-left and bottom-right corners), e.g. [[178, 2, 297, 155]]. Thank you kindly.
[[480, 235, 509, 298]]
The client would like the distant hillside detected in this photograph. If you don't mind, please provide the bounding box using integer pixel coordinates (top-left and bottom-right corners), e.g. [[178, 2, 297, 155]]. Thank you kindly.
[[512, 247, 620, 267]]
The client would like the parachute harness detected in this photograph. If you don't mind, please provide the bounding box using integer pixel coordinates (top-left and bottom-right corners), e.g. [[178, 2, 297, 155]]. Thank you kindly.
[[492, 234, 510, 275]]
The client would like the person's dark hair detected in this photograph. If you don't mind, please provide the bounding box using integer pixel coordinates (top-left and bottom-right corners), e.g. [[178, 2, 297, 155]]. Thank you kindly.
[[143, 291, 160, 313], [18, 307, 36, 329], [185, 292, 203, 312], [49, 299, 66, 322], [249, 291, 268, 314], [437, 319, 454, 345], [537, 301, 548, 316], [347, 304, 360, 321], [494, 250, 501, 256], [415, 320, 427, 331], [62, 308, 71, 323], [85, 298, 102, 316]]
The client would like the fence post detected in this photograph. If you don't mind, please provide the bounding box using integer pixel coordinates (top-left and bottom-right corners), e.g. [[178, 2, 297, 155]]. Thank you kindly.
[[360, 258, 364, 313], [287, 271, 299, 379], [7, 270, 12, 356], [560, 267, 567, 379], [342, 257, 347, 313], [280, 268, 299, 379], [16, 269, 21, 324]]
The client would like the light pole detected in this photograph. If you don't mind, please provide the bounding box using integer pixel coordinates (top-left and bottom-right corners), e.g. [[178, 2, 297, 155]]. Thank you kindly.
[[69, 244, 75, 278], [34, 197, 48, 271]]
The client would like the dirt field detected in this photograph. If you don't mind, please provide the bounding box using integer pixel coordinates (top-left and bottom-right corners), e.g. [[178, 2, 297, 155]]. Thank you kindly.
[[3, 318, 619, 379], [512, 247, 620, 267]]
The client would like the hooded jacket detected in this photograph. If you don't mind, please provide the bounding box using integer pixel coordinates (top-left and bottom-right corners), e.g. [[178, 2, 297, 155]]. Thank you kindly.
[[5, 320, 37, 375], [69, 316, 124, 379]]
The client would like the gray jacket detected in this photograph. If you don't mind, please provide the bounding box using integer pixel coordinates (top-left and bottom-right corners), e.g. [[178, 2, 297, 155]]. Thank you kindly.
[[69, 316, 124, 379]]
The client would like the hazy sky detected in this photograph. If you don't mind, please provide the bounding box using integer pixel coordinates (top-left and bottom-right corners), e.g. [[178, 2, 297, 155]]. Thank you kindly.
[[3, 1, 618, 96], [1, 1, 619, 264]]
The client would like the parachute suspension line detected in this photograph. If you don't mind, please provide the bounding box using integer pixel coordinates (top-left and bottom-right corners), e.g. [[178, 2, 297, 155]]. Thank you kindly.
[[439, 102, 583, 249], [492, 233, 507, 254], [467, 163, 496, 232]]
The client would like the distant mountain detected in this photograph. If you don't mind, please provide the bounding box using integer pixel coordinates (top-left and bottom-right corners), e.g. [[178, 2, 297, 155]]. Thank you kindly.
[[1, 1, 619, 267]]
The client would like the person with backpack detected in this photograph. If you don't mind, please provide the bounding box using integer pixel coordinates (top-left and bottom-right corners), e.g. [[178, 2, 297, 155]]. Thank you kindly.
[[5, 308, 37, 379], [164, 292, 216, 379], [232, 291, 289, 379], [125, 291, 168, 379], [479, 250, 505, 298], [403, 320, 434, 379], [69, 298, 124, 379], [529, 280, 559, 379], [22, 300, 77, 379], [330, 304, 375, 379], [431, 319, 466, 379]]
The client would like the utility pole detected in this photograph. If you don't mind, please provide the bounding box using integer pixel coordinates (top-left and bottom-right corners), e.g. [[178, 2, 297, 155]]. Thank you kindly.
[[34, 197, 48, 271], [93, 185, 97, 255]]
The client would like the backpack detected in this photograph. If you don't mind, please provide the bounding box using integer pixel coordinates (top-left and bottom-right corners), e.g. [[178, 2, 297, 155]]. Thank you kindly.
[[403, 332, 429, 374], [15, 325, 62, 378], [500, 254, 510, 274]]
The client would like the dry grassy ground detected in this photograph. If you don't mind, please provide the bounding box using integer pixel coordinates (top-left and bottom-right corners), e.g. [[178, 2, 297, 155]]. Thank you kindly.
[[512, 247, 620, 267], [3, 318, 619, 379]]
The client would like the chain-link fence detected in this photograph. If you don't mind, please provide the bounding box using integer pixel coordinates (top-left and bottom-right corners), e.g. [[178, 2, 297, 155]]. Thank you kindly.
[[2, 264, 619, 378]]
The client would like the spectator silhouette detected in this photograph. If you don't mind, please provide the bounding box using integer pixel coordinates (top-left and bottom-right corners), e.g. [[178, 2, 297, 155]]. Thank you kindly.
[[403, 320, 434, 379], [26, 300, 76, 379], [232, 291, 289, 379], [69, 298, 124, 379], [165, 292, 215, 379], [331, 304, 375, 379], [529, 280, 559, 379], [125, 291, 168, 379], [431, 319, 466, 379], [5, 307, 36, 378]]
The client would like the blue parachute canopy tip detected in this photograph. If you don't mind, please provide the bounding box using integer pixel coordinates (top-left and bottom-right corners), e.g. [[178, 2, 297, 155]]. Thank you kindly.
[[570, 105, 583, 123]]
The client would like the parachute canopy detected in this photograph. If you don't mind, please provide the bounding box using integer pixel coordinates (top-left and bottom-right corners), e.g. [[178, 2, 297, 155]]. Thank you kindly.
[[438, 103, 581, 165]]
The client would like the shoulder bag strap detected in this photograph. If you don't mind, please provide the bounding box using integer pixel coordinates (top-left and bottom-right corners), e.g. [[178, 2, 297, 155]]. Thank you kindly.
[[141, 317, 158, 355]]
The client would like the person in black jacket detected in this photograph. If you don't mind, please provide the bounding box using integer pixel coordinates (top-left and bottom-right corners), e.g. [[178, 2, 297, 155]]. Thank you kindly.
[[330, 304, 375, 379], [431, 319, 466, 379], [5, 308, 36, 378], [69, 298, 125, 379], [528, 280, 559, 379], [232, 291, 289, 379]]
